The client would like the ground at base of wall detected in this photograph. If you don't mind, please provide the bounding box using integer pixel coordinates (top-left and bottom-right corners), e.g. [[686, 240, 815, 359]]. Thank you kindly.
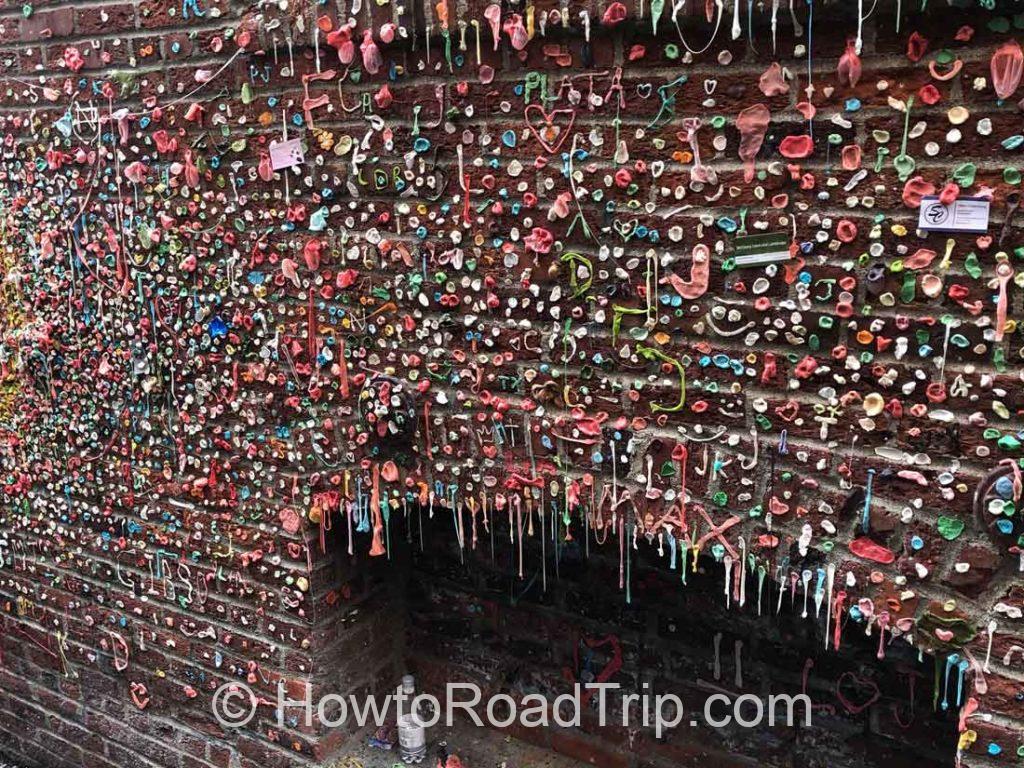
[[0, 726, 589, 768], [342, 723, 589, 768]]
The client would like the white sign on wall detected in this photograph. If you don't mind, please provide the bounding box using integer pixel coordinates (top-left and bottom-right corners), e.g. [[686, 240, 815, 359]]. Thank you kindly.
[[918, 196, 990, 233]]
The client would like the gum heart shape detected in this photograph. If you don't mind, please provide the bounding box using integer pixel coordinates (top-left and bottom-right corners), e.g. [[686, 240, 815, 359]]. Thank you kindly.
[[836, 673, 881, 715], [524, 104, 575, 153], [937, 516, 966, 540], [612, 218, 638, 239]]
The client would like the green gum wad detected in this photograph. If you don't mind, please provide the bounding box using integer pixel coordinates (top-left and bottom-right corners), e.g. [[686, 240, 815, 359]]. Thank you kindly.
[[964, 252, 982, 279], [998, 434, 1022, 451], [893, 153, 916, 180], [952, 163, 976, 187], [937, 516, 965, 540], [989, 16, 1011, 33], [900, 272, 917, 303], [994, 346, 1008, 372]]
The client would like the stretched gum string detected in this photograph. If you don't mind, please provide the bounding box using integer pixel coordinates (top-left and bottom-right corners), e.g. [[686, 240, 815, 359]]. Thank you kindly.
[[737, 104, 770, 183], [995, 265, 1012, 342]]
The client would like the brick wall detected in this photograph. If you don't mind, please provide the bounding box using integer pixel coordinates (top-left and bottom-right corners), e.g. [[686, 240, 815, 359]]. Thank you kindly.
[[0, 0, 1022, 767]]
